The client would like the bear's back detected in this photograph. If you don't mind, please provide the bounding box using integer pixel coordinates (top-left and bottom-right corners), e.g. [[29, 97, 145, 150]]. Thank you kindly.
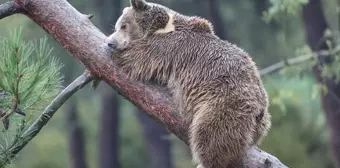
[[126, 29, 259, 86]]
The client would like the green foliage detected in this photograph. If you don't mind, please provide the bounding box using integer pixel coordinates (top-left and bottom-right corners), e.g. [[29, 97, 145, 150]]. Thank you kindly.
[[280, 30, 340, 90], [0, 28, 63, 166], [318, 32, 340, 84], [264, 0, 340, 101], [217, 0, 306, 69], [261, 74, 332, 168], [263, 0, 309, 23]]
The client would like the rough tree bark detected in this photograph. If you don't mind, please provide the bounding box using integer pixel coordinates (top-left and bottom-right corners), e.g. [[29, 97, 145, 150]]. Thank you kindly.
[[302, 0, 340, 167], [0, 0, 287, 167]]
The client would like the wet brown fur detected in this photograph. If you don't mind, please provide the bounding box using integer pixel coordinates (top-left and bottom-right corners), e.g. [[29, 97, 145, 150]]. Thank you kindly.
[[108, 0, 271, 167]]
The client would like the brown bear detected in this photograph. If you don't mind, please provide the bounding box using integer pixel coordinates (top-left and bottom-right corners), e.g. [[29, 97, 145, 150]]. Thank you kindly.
[[107, 0, 271, 168]]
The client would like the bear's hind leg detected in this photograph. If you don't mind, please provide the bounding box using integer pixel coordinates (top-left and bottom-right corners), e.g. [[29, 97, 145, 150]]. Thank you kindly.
[[189, 106, 256, 168]]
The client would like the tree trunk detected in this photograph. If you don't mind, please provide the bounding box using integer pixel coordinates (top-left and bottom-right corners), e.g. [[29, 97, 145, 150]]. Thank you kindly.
[[64, 45, 88, 168], [99, 91, 121, 168], [137, 110, 173, 168], [302, 0, 340, 167], [67, 102, 88, 168]]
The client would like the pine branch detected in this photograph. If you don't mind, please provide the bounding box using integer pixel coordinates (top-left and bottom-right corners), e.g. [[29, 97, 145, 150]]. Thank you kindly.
[[1, 48, 23, 123], [0, 73, 92, 166], [0, 1, 24, 19], [0, 0, 287, 167], [259, 46, 340, 76]]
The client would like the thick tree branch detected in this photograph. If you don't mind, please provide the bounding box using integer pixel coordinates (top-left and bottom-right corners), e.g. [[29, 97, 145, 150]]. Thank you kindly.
[[1, 0, 287, 167], [0, 1, 24, 19], [0, 73, 92, 167]]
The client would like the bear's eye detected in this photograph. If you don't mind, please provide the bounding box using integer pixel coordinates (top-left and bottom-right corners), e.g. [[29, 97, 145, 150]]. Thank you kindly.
[[121, 25, 127, 30]]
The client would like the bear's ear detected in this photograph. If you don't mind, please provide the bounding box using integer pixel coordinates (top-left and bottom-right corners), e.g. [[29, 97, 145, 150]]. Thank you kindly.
[[130, 0, 150, 11]]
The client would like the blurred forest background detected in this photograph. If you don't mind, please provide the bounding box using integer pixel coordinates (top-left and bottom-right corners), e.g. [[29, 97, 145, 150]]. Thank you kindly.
[[1, 0, 340, 167]]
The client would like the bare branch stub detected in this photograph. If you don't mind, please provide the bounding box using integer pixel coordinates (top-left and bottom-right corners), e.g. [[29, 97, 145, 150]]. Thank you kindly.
[[85, 13, 94, 19], [3, 0, 287, 167]]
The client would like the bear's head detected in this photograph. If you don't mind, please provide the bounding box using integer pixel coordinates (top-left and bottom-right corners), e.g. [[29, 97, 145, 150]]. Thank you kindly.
[[107, 0, 175, 50]]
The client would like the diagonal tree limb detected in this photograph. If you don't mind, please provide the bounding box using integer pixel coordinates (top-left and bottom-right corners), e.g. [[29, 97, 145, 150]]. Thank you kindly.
[[14, 0, 188, 144], [0, 0, 287, 167], [0, 1, 24, 19], [260, 46, 340, 76], [1, 73, 92, 166]]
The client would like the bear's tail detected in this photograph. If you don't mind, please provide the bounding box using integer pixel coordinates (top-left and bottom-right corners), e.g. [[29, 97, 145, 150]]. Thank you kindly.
[[189, 106, 256, 168]]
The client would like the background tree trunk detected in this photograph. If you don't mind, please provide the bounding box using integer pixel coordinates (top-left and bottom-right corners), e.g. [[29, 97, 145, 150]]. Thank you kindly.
[[66, 102, 88, 168], [302, 0, 340, 167], [95, 0, 122, 35], [95, 0, 122, 167], [99, 91, 121, 168], [137, 110, 173, 168], [64, 44, 88, 168]]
